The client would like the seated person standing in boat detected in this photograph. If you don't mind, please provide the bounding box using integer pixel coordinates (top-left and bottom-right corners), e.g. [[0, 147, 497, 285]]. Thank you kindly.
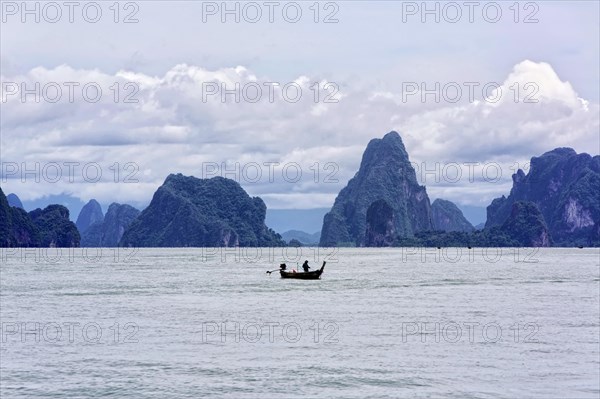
[[302, 260, 310, 273]]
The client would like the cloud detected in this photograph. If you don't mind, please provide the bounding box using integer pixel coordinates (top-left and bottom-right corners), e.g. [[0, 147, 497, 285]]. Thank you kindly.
[[1, 60, 598, 211], [395, 60, 597, 161]]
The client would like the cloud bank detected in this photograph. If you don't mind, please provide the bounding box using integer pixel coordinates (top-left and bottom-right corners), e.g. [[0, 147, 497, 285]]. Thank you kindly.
[[1, 60, 598, 210]]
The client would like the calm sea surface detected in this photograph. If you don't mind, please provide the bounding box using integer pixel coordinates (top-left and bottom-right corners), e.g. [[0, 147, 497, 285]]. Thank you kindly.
[[1, 248, 599, 398]]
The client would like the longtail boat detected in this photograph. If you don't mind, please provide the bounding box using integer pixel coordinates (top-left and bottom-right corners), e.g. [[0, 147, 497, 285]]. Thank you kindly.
[[266, 261, 326, 279]]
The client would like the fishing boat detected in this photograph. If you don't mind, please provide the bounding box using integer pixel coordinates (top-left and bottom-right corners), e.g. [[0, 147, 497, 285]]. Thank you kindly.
[[267, 261, 326, 279]]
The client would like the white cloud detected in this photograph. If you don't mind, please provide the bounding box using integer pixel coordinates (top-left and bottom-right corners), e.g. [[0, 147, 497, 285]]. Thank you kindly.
[[1, 60, 598, 212]]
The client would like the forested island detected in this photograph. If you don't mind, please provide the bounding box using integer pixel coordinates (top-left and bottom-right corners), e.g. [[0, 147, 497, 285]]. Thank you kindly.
[[2, 132, 598, 248]]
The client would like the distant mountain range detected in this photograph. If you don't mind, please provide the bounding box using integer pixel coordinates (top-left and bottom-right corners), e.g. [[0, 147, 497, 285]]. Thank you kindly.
[[76, 199, 104, 234], [281, 230, 321, 245], [431, 199, 474, 233], [5, 193, 148, 223], [6, 193, 23, 209], [81, 202, 140, 247], [2, 132, 597, 248], [265, 208, 329, 235], [321, 131, 598, 247]]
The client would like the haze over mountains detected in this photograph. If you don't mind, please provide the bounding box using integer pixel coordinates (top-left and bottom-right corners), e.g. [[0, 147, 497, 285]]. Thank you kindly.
[[280, 230, 321, 246], [265, 209, 330, 236], [1, 131, 598, 248], [76, 199, 103, 234], [431, 199, 474, 233], [6, 193, 23, 209], [81, 203, 140, 247]]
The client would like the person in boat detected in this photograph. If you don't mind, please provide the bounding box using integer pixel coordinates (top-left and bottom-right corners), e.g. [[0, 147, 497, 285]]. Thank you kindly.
[[302, 260, 310, 273]]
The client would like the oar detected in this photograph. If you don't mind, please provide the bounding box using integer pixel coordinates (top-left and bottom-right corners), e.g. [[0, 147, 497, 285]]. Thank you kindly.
[[266, 269, 279, 275]]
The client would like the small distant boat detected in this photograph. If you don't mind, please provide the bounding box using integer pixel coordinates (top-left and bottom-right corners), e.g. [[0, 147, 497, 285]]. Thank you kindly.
[[267, 261, 326, 279]]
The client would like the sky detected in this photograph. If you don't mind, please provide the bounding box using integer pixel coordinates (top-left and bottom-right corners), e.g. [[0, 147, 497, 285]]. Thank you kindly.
[[1, 1, 599, 222]]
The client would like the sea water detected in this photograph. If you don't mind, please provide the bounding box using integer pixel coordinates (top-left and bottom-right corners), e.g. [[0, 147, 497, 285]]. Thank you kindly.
[[1, 247, 599, 398]]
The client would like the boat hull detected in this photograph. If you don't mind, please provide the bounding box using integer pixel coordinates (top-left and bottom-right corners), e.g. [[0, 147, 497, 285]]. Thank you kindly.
[[280, 262, 325, 279]]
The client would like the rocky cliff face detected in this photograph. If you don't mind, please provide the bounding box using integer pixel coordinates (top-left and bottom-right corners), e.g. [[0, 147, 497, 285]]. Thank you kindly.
[[81, 203, 140, 247], [5, 207, 41, 247], [431, 199, 474, 232], [120, 174, 285, 247], [0, 188, 12, 246], [320, 131, 433, 246], [76, 199, 104, 234], [1, 188, 79, 247], [500, 201, 551, 247], [486, 148, 599, 246], [29, 205, 80, 247], [589, 221, 600, 247], [364, 199, 396, 247]]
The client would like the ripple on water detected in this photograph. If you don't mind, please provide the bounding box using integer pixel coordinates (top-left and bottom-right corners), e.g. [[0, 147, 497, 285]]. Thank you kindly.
[[1, 248, 599, 399]]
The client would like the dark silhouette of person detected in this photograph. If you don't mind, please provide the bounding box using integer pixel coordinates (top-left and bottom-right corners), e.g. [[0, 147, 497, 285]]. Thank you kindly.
[[302, 260, 310, 273]]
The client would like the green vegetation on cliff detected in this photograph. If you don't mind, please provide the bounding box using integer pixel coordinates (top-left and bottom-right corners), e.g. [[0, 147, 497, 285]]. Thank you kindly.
[[0, 188, 80, 247], [486, 148, 599, 246], [120, 174, 285, 247], [431, 199, 474, 232], [500, 201, 550, 247], [320, 131, 433, 246], [29, 205, 80, 247], [394, 201, 550, 247], [364, 199, 396, 247]]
